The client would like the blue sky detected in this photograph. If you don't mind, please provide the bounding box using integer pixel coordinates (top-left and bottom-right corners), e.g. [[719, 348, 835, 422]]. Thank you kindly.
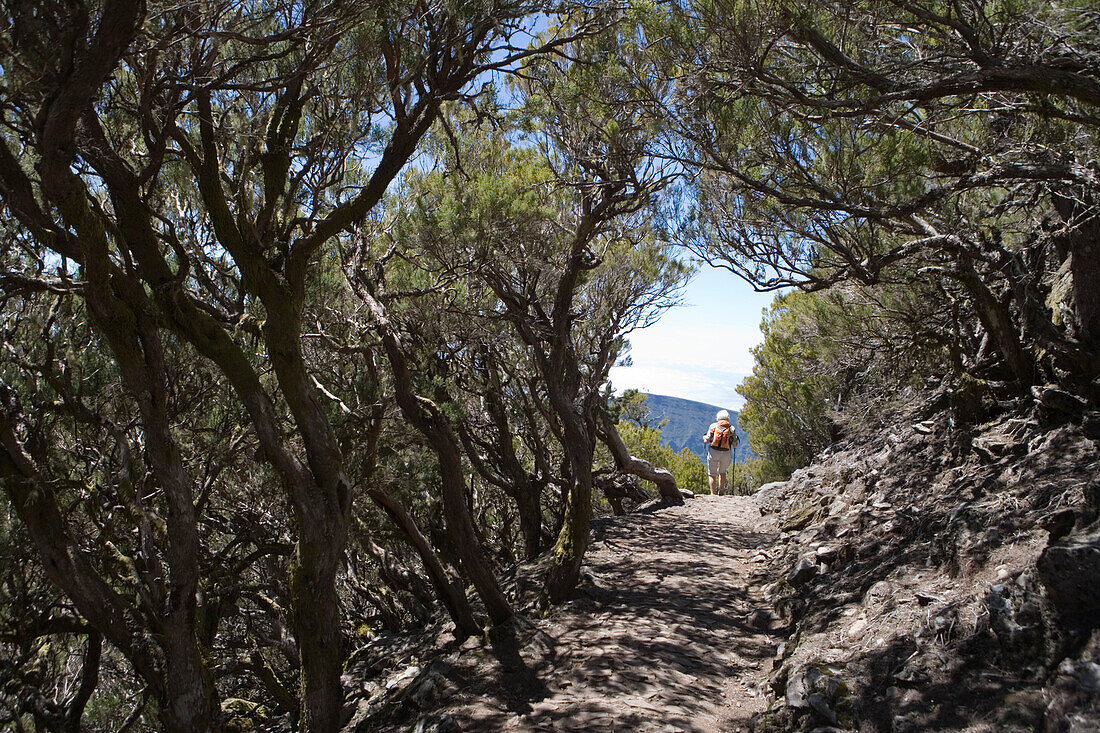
[[609, 265, 778, 411]]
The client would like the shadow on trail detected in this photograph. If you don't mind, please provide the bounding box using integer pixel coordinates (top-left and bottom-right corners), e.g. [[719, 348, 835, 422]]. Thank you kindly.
[[485, 622, 554, 716], [444, 502, 779, 731]]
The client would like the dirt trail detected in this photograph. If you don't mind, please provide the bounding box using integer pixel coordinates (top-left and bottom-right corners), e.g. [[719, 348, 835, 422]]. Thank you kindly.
[[430, 495, 780, 731]]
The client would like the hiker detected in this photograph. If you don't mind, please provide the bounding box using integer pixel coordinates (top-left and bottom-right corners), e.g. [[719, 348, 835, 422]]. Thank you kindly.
[[703, 409, 738, 495]]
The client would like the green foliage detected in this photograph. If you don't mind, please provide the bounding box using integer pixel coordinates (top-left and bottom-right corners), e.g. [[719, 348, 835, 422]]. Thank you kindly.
[[656, 0, 1100, 400], [736, 291, 839, 479], [736, 457, 788, 490], [737, 280, 953, 485], [612, 388, 662, 429]]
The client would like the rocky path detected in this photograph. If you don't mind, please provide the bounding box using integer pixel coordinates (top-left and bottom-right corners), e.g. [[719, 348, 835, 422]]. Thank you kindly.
[[420, 495, 780, 732]]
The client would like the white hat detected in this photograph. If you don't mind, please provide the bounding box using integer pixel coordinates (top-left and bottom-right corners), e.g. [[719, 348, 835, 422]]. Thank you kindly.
[[716, 410, 729, 420]]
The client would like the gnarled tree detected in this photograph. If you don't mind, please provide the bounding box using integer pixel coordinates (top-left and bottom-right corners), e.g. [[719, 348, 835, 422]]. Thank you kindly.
[[0, 0, 605, 726]]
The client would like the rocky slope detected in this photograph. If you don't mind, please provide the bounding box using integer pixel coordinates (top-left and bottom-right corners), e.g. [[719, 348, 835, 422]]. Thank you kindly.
[[751, 386, 1100, 732]]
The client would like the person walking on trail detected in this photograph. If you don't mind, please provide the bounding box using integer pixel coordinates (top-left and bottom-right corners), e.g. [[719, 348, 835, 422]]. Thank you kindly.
[[703, 409, 739, 495]]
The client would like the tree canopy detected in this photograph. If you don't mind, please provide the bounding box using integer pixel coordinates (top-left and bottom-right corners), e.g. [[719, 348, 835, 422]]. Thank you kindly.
[[1, 0, 1097, 728]]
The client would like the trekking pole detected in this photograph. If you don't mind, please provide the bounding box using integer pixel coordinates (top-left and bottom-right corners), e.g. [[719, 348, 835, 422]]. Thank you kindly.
[[732, 438, 737, 495]]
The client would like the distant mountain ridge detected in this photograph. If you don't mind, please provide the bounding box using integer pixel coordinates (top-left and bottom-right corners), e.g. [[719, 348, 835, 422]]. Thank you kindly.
[[635, 393, 754, 463]]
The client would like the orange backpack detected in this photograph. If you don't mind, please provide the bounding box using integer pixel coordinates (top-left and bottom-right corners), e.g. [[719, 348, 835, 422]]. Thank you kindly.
[[710, 419, 734, 449]]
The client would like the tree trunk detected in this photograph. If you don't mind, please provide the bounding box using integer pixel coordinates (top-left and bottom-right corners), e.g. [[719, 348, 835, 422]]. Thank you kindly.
[[65, 630, 101, 732], [433, 433, 515, 624], [258, 302, 354, 732], [1052, 193, 1100, 373], [543, 413, 594, 604], [597, 412, 684, 504], [544, 463, 593, 603], [515, 482, 544, 560], [28, 106, 220, 729], [593, 472, 650, 516], [82, 268, 217, 733], [352, 280, 513, 626], [476, 361, 544, 560], [1068, 233, 1100, 349], [0, 403, 165, 707], [954, 256, 1036, 387], [366, 487, 481, 637], [161, 642, 216, 732], [291, 519, 346, 733]]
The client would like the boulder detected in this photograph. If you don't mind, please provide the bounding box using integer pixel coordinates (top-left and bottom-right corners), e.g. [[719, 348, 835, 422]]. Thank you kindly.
[[1040, 509, 1077, 543], [785, 665, 819, 709], [1084, 411, 1100, 440], [788, 557, 820, 587], [221, 698, 269, 732], [1032, 385, 1088, 415], [1058, 659, 1100, 693], [986, 584, 1028, 649], [972, 435, 1025, 459], [784, 665, 850, 727], [755, 480, 791, 507], [1037, 530, 1100, 615]]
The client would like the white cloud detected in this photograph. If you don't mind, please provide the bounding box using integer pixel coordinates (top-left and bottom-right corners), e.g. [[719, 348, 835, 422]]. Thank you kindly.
[[624, 321, 760, 372], [608, 363, 751, 410], [611, 320, 762, 409], [607, 264, 774, 410]]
